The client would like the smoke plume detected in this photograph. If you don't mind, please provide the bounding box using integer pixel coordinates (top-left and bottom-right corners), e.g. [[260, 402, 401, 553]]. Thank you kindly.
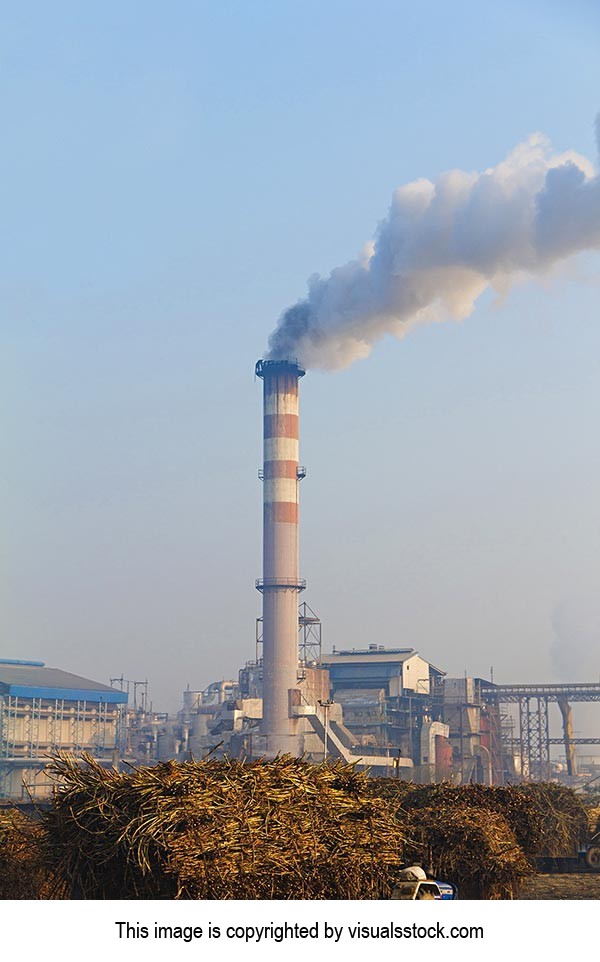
[[550, 596, 600, 681], [268, 118, 600, 370]]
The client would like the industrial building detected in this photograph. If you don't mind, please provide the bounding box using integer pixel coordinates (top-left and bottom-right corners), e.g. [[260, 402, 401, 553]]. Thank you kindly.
[[6, 643, 596, 792], [145, 622, 598, 787], [0, 658, 128, 801], [3, 353, 597, 791], [253, 357, 597, 779]]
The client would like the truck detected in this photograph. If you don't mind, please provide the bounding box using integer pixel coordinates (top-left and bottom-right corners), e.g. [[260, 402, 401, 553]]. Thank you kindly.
[[390, 866, 458, 900], [391, 879, 457, 900]]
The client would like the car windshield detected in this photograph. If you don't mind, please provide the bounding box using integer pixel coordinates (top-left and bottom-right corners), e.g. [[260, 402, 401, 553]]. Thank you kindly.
[[416, 883, 439, 899], [392, 882, 419, 898], [392, 880, 443, 900]]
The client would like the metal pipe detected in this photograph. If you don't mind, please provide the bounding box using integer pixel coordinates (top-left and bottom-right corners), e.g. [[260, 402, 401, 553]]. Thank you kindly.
[[557, 696, 576, 777], [256, 358, 305, 755]]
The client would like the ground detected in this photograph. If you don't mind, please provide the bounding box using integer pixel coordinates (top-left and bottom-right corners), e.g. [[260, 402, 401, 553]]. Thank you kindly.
[[519, 873, 600, 900]]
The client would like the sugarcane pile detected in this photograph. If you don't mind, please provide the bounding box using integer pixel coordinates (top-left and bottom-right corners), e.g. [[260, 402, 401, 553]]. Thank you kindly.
[[513, 782, 589, 855], [401, 805, 530, 899], [586, 804, 600, 836], [2, 756, 588, 900], [368, 779, 589, 859], [41, 753, 406, 899], [0, 809, 62, 900]]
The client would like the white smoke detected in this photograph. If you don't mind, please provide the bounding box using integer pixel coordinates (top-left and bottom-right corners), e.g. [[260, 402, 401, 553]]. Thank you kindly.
[[268, 118, 600, 370]]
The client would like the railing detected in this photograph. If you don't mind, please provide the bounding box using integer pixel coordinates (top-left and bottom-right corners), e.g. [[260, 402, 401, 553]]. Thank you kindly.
[[255, 358, 306, 379], [255, 578, 306, 591]]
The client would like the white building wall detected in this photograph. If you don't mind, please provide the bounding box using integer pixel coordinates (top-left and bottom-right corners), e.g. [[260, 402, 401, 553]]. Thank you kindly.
[[402, 655, 430, 694]]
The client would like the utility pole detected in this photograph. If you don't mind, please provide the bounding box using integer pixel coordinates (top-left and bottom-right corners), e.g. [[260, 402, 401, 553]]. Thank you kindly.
[[318, 699, 334, 762]]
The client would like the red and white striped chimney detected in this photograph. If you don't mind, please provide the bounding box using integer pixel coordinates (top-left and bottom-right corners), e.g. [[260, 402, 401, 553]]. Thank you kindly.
[[256, 358, 305, 755]]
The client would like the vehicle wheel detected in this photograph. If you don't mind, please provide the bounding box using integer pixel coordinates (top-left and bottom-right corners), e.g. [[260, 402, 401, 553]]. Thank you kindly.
[[585, 846, 600, 869]]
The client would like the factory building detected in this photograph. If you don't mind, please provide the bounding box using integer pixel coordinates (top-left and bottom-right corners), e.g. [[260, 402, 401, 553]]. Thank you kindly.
[[0, 658, 128, 801], [4, 350, 594, 790], [109, 651, 600, 788], [322, 646, 443, 749], [441, 677, 499, 784], [161, 637, 452, 779], [168, 640, 509, 784], [321, 646, 452, 781]]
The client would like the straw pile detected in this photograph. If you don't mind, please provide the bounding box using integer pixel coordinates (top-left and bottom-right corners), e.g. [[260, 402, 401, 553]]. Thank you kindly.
[[368, 779, 589, 858], [0, 809, 63, 900], [42, 753, 406, 899], [585, 804, 600, 836], [514, 783, 588, 856], [3, 756, 584, 900], [402, 805, 530, 899]]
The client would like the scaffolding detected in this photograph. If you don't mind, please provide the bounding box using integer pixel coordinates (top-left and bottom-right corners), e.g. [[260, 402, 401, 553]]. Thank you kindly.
[[255, 602, 322, 679], [518, 696, 550, 780], [110, 677, 149, 713], [298, 601, 322, 667], [0, 694, 124, 800]]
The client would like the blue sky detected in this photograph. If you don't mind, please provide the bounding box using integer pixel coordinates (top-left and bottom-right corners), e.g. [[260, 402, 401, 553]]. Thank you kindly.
[[1, 2, 599, 735]]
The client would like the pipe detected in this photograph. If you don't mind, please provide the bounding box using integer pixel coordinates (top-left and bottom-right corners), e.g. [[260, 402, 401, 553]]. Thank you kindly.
[[256, 358, 305, 755], [557, 696, 576, 777]]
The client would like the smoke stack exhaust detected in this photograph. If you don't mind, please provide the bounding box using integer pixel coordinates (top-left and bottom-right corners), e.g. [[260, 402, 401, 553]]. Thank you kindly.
[[256, 357, 306, 755], [267, 118, 600, 371]]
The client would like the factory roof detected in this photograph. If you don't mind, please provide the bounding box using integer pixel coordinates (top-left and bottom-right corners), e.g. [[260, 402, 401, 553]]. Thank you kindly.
[[322, 647, 416, 663], [321, 648, 446, 684], [0, 659, 128, 704]]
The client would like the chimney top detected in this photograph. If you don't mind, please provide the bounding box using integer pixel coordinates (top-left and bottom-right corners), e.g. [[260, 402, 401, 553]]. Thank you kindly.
[[255, 358, 306, 379]]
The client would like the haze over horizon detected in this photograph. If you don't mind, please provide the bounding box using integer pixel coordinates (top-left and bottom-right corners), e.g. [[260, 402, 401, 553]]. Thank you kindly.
[[2, 2, 600, 732]]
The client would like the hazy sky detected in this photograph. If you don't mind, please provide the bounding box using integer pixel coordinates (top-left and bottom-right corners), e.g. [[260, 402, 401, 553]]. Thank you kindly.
[[2, 2, 600, 735]]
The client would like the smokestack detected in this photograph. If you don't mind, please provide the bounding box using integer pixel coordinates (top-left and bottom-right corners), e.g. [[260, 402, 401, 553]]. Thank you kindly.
[[256, 357, 305, 755]]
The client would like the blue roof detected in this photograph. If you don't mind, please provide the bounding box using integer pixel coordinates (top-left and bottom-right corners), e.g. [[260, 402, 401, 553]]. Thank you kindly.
[[0, 658, 45, 667], [0, 661, 128, 704]]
